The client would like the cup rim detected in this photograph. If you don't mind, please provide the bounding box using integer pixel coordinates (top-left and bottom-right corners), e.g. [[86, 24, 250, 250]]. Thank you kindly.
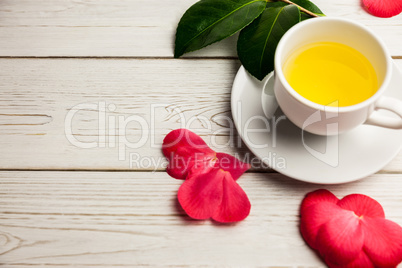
[[274, 17, 393, 113]]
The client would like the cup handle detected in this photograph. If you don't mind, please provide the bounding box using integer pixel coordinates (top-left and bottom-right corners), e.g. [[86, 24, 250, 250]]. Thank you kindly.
[[261, 72, 278, 119], [365, 96, 402, 129]]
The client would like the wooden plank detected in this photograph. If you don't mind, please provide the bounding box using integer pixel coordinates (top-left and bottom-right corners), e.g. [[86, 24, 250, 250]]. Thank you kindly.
[[0, 171, 401, 267], [0, 58, 243, 170], [0, 58, 401, 171], [0, 0, 401, 57]]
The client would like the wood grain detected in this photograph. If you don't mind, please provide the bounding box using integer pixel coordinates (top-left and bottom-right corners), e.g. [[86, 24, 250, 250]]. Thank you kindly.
[[0, 0, 401, 57], [0, 171, 401, 267], [0, 58, 401, 172], [1, 1, 402, 267]]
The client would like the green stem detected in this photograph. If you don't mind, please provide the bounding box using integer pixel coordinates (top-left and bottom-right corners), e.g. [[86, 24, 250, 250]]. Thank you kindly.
[[276, 0, 319, 17]]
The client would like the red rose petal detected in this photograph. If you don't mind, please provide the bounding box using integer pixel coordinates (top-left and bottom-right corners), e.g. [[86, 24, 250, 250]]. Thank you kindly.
[[177, 166, 223, 220], [216, 152, 250, 180], [164, 129, 251, 223], [338, 194, 385, 218], [163, 129, 215, 180], [362, 0, 402, 18], [301, 189, 339, 212], [361, 217, 402, 267], [344, 252, 374, 268], [300, 189, 402, 267], [300, 189, 340, 249], [316, 211, 364, 265], [212, 170, 251, 223], [178, 166, 251, 223], [300, 202, 342, 249], [326, 251, 374, 268]]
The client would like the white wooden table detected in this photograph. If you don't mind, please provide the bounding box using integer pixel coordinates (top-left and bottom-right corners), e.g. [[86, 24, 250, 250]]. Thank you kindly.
[[0, 1, 401, 267]]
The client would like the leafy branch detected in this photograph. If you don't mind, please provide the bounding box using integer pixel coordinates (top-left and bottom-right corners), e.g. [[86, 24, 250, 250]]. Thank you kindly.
[[277, 0, 320, 18], [174, 0, 324, 80]]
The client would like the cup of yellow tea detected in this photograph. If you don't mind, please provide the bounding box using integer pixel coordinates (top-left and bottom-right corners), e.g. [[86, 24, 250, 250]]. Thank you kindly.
[[272, 17, 402, 135]]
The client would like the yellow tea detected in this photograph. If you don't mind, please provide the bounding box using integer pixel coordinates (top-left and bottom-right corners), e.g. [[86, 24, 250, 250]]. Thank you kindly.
[[283, 41, 378, 107]]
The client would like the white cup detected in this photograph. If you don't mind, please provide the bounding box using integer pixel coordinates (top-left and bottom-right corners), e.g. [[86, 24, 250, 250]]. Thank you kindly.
[[270, 17, 402, 136]]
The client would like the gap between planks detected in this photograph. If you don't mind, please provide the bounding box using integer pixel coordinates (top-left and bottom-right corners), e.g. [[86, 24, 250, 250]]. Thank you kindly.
[[0, 56, 239, 60], [0, 168, 277, 174], [0, 56, 400, 59], [0, 169, 399, 175]]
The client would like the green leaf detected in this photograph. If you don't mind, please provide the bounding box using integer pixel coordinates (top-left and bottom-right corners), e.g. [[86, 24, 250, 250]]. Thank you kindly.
[[292, 0, 324, 15], [266, 0, 324, 20], [174, 0, 267, 58], [291, 0, 325, 20], [237, 2, 301, 80]]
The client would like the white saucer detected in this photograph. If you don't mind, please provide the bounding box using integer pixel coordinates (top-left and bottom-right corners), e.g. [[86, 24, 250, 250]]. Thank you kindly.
[[231, 62, 402, 184]]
